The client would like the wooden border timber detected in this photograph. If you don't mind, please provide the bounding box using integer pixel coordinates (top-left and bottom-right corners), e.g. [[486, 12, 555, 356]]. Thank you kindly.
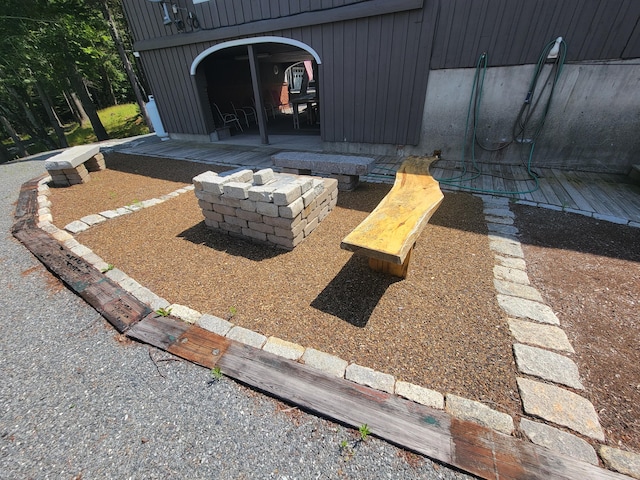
[[11, 176, 631, 480], [127, 315, 628, 480]]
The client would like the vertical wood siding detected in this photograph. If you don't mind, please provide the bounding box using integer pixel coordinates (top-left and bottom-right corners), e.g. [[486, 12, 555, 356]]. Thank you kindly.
[[430, 0, 640, 69], [310, 5, 438, 144], [124, 0, 369, 43], [135, 3, 438, 144], [124, 0, 640, 145]]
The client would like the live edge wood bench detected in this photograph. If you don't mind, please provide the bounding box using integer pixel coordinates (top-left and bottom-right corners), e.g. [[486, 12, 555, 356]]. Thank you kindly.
[[340, 156, 444, 278], [44, 145, 105, 187], [272, 151, 376, 191]]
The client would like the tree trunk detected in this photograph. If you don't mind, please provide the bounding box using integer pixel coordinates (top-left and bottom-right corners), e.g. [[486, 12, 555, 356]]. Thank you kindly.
[[101, 64, 118, 105], [63, 90, 81, 124], [100, 0, 153, 131], [0, 114, 30, 158], [69, 90, 89, 125], [7, 86, 56, 149], [0, 139, 11, 163], [69, 68, 109, 141], [36, 81, 68, 148]]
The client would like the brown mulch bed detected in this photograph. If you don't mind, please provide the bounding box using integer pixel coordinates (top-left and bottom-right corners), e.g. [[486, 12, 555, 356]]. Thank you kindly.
[[48, 152, 640, 454], [51, 152, 521, 418], [512, 205, 640, 453]]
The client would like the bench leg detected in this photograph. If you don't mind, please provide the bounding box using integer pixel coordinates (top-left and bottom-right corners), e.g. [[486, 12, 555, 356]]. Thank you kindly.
[[281, 167, 312, 175], [47, 164, 91, 187], [368, 248, 412, 279], [331, 174, 359, 191], [84, 153, 106, 172]]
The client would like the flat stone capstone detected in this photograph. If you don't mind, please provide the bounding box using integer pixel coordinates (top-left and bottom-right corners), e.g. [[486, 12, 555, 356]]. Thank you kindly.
[[272, 151, 376, 176]]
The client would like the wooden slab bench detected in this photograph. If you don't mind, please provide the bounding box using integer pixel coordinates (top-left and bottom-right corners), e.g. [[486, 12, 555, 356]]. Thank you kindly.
[[272, 151, 376, 190], [340, 156, 443, 278], [44, 145, 105, 187]]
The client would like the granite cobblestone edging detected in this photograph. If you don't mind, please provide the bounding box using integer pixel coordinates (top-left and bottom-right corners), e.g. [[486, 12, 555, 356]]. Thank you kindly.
[[478, 193, 639, 476], [24, 175, 640, 478]]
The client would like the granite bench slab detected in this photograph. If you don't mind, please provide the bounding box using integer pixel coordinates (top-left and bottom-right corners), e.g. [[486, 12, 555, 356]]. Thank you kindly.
[[44, 145, 101, 170], [272, 152, 376, 176], [44, 145, 104, 187]]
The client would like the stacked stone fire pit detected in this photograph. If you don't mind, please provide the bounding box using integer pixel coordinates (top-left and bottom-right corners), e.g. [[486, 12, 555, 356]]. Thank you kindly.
[[193, 168, 338, 250]]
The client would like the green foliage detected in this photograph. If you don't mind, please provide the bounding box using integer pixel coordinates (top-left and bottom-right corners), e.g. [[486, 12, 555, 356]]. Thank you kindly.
[[338, 439, 354, 460], [338, 423, 371, 461], [155, 307, 172, 317], [0, 0, 147, 157], [66, 103, 149, 146], [358, 423, 371, 441], [101, 263, 114, 273], [210, 367, 223, 380]]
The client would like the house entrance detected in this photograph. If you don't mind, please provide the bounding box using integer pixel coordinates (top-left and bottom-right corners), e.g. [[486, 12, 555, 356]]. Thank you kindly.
[[191, 37, 322, 144]]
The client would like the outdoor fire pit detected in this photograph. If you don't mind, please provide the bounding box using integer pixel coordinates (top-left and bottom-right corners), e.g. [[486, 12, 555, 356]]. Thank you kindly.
[[193, 168, 338, 249]]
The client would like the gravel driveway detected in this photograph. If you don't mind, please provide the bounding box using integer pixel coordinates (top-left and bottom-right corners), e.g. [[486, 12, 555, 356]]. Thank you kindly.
[[0, 156, 473, 479]]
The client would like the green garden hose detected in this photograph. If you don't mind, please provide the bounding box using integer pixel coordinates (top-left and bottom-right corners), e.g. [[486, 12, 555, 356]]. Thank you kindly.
[[433, 38, 567, 195]]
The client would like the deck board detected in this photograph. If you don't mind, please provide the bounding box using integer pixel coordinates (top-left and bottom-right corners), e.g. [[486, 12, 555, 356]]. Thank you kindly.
[[550, 169, 596, 212], [572, 172, 629, 218], [110, 138, 640, 225]]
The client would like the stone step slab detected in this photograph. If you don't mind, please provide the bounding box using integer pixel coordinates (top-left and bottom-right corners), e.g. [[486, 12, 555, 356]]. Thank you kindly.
[[493, 279, 543, 302], [483, 207, 515, 218], [44, 144, 100, 170], [489, 238, 524, 258], [476, 194, 510, 205], [519, 418, 598, 465], [487, 223, 520, 236], [507, 318, 575, 353], [485, 214, 514, 225], [494, 265, 530, 285], [513, 343, 584, 389], [494, 254, 527, 271], [498, 295, 560, 325], [272, 151, 376, 176], [517, 377, 604, 441]]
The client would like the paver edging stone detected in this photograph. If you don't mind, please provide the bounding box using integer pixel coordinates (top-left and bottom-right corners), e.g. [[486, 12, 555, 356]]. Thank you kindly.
[[519, 418, 599, 465], [446, 394, 514, 435], [513, 343, 584, 390], [599, 445, 640, 479]]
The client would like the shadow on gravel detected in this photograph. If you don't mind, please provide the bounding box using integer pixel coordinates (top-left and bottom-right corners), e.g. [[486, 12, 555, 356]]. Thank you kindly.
[[311, 255, 400, 327], [104, 151, 232, 183], [513, 204, 640, 263], [177, 221, 286, 261]]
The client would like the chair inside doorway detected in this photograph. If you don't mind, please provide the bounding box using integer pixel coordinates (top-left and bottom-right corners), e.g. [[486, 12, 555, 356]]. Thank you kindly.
[[199, 41, 320, 139]]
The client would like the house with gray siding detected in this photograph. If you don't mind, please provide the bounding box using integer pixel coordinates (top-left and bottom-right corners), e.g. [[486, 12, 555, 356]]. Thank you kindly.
[[123, 0, 640, 174]]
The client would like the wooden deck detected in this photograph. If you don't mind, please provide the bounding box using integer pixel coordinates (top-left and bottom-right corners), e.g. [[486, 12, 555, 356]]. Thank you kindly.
[[429, 158, 640, 225], [109, 136, 640, 226]]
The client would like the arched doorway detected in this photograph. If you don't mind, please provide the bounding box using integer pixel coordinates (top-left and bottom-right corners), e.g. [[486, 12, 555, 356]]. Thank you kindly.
[[191, 37, 322, 144]]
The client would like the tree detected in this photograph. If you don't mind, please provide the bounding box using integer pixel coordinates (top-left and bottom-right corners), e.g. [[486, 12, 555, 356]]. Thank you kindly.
[[99, 0, 153, 131], [0, 0, 151, 155]]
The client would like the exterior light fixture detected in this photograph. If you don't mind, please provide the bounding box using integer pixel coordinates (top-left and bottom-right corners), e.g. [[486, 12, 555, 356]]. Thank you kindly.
[[146, 0, 172, 26]]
